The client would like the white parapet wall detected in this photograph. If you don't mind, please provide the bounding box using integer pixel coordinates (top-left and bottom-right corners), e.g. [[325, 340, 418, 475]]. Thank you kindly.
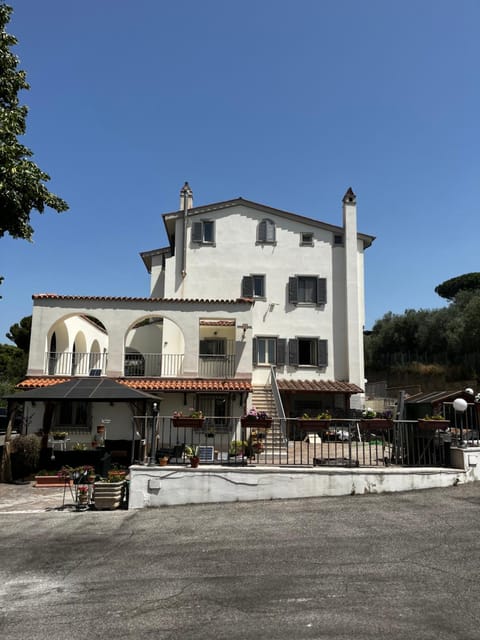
[[128, 464, 465, 509]]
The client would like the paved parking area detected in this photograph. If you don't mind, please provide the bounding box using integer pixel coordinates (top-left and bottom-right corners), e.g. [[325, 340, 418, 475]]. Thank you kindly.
[[2, 482, 480, 639], [0, 481, 75, 512]]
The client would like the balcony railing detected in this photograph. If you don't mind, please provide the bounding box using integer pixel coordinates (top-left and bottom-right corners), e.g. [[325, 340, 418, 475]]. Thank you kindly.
[[124, 353, 184, 377], [45, 352, 107, 376], [43, 350, 236, 378], [198, 354, 236, 378]]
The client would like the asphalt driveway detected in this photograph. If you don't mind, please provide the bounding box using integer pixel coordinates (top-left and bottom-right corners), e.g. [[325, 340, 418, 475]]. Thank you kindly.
[[1, 483, 480, 639]]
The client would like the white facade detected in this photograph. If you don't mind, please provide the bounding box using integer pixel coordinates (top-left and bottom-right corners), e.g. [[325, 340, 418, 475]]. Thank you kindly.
[[19, 185, 373, 439]]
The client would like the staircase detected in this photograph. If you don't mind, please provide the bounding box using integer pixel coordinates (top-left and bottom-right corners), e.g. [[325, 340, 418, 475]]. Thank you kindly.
[[251, 385, 288, 459]]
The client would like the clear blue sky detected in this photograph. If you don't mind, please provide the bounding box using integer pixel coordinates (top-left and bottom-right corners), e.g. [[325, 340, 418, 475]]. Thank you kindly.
[[1, 0, 479, 344]]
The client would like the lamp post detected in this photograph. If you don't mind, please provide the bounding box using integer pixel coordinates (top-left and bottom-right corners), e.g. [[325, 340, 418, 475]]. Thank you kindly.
[[453, 397, 468, 446], [149, 402, 159, 465]]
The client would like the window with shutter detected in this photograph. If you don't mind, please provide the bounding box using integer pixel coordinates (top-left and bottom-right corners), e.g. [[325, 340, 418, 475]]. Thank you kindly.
[[289, 337, 328, 367], [242, 275, 265, 298], [257, 219, 275, 244], [288, 276, 327, 306], [191, 220, 215, 244], [254, 337, 282, 366]]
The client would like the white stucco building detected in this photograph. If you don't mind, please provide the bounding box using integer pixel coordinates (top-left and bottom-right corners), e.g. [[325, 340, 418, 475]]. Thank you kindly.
[[12, 184, 374, 452]]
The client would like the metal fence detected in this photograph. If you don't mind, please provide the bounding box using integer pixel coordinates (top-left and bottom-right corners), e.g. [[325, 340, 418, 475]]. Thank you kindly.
[[129, 417, 455, 468]]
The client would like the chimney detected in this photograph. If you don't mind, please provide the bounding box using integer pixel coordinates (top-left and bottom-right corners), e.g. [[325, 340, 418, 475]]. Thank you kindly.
[[179, 181, 193, 211]]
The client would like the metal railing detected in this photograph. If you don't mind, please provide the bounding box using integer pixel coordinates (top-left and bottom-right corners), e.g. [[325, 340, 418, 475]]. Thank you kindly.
[[128, 416, 457, 468], [45, 351, 107, 376], [124, 353, 184, 377], [198, 354, 236, 378]]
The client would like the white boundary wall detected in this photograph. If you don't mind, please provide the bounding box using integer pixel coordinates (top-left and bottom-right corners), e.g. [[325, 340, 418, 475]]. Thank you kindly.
[[128, 464, 465, 509]]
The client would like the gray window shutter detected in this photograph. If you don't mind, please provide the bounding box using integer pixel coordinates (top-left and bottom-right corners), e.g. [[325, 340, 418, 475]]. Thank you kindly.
[[192, 221, 203, 243], [317, 339, 328, 367], [317, 278, 327, 305], [242, 276, 254, 298], [265, 220, 275, 242], [252, 338, 258, 366], [257, 220, 267, 242], [288, 277, 298, 304], [288, 339, 299, 365], [276, 338, 286, 366]]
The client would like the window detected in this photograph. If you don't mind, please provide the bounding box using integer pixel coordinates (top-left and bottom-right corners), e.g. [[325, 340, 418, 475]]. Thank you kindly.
[[57, 401, 87, 427], [257, 219, 276, 244], [242, 275, 265, 298], [192, 220, 215, 244], [288, 338, 328, 367], [300, 232, 313, 246], [253, 337, 286, 366], [288, 276, 326, 305], [199, 338, 226, 356], [334, 234, 343, 245]]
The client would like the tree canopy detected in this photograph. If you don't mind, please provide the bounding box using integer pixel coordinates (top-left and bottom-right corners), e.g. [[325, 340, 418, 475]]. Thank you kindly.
[[0, 3, 68, 243], [434, 273, 480, 302]]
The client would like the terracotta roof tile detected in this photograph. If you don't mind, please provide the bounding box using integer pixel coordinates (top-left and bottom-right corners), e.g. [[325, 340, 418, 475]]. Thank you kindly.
[[17, 377, 252, 393], [32, 294, 253, 305], [117, 378, 252, 392], [17, 377, 73, 389], [277, 379, 363, 393]]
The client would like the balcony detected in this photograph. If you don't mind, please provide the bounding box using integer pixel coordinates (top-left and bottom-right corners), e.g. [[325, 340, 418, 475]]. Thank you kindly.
[[43, 348, 237, 378]]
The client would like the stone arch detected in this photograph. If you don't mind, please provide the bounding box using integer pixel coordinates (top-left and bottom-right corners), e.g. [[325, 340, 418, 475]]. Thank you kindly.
[[124, 314, 185, 377], [45, 314, 108, 376]]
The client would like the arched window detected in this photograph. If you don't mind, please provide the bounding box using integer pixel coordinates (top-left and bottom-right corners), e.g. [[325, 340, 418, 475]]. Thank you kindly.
[[257, 219, 276, 244]]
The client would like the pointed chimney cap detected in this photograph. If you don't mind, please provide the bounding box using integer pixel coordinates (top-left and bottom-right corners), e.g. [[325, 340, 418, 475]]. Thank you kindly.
[[180, 181, 193, 196], [342, 187, 356, 205]]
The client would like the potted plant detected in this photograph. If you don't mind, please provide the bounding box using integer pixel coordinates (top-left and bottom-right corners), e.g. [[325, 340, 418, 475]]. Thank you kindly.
[[51, 431, 68, 441], [93, 468, 127, 510], [185, 445, 200, 468], [34, 469, 68, 487], [240, 407, 272, 429], [172, 409, 204, 429], [77, 485, 89, 508], [229, 440, 247, 459], [417, 415, 450, 430], [298, 411, 331, 430], [359, 409, 393, 431]]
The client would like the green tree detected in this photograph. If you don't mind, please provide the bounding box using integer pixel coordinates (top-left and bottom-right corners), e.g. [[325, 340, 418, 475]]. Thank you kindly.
[[6, 315, 31, 353], [0, 3, 68, 246], [435, 273, 480, 302]]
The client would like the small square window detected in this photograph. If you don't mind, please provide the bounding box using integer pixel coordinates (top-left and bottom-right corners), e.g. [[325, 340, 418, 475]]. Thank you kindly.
[[334, 234, 343, 245], [301, 233, 313, 246]]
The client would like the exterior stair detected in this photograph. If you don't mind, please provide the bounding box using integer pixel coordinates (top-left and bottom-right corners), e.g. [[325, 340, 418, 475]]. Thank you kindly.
[[251, 385, 288, 459]]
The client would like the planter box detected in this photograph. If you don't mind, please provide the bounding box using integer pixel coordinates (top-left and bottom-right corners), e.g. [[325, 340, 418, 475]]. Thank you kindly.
[[417, 419, 450, 431], [359, 419, 393, 431], [93, 480, 125, 510], [35, 475, 71, 487], [172, 418, 204, 429], [241, 418, 272, 429]]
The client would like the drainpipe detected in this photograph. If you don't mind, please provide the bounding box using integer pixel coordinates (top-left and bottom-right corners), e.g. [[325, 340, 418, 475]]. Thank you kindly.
[[180, 182, 192, 279]]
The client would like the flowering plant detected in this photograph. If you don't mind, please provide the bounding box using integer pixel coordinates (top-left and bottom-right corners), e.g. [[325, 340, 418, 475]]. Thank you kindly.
[[78, 485, 89, 496], [362, 409, 377, 419], [242, 407, 270, 421], [173, 409, 203, 419]]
